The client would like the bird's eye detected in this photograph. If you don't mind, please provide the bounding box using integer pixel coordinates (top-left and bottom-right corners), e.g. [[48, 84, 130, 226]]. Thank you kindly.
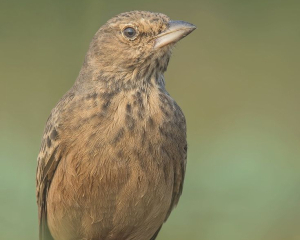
[[122, 27, 137, 40]]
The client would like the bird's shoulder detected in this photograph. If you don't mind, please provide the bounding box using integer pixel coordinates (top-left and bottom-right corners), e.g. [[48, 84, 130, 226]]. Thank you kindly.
[[37, 90, 75, 181]]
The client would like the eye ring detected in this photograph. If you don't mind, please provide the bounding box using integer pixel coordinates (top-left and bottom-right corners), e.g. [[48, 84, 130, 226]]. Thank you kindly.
[[122, 25, 139, 40]]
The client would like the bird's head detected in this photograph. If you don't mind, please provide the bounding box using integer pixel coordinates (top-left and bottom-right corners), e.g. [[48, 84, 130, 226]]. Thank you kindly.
[[80, 11, 196, 87]]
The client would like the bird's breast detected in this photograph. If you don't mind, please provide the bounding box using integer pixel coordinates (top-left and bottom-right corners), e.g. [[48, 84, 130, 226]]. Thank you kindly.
[[47, 87, 186, 239]]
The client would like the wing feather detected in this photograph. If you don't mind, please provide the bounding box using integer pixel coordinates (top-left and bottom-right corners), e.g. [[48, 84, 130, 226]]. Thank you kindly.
[[36, 114, 61, 240]]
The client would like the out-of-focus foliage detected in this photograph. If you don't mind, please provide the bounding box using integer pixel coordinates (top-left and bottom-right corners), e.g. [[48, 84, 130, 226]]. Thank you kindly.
[[1, 0, 299, 239]]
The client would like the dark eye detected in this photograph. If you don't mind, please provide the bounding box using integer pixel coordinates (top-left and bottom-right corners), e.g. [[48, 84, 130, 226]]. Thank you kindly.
[[123, 27, 137, 39]]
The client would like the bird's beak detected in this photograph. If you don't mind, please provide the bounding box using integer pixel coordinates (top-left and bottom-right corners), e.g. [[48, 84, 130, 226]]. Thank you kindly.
[[154, 20, 196, 49]]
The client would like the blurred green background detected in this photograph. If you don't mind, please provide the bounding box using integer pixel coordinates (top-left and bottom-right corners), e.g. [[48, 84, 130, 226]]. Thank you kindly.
[[1, 0, 300, 239]]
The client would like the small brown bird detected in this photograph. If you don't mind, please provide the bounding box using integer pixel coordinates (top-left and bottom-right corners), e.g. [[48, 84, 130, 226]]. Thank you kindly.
[[36, 11, 195, 240]]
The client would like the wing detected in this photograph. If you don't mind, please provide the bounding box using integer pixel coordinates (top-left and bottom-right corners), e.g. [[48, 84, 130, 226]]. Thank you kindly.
[[165, 101, 187, 220], [36, 90, 75, 240], [165, 142, 187, 220], [150, 101, 187, 240], [36, 111, 62, 240], [149, 226, 162, 240]]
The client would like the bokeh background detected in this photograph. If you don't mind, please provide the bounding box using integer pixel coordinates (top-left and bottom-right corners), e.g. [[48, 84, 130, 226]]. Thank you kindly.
[[1, 0, 300, 239]]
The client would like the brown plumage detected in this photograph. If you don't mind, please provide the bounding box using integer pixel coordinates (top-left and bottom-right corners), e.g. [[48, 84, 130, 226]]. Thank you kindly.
[[36, 11, 195, 240]]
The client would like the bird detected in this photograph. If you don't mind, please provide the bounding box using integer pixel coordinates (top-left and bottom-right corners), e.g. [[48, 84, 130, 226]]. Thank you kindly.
[[36, 10, 196, 240]]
